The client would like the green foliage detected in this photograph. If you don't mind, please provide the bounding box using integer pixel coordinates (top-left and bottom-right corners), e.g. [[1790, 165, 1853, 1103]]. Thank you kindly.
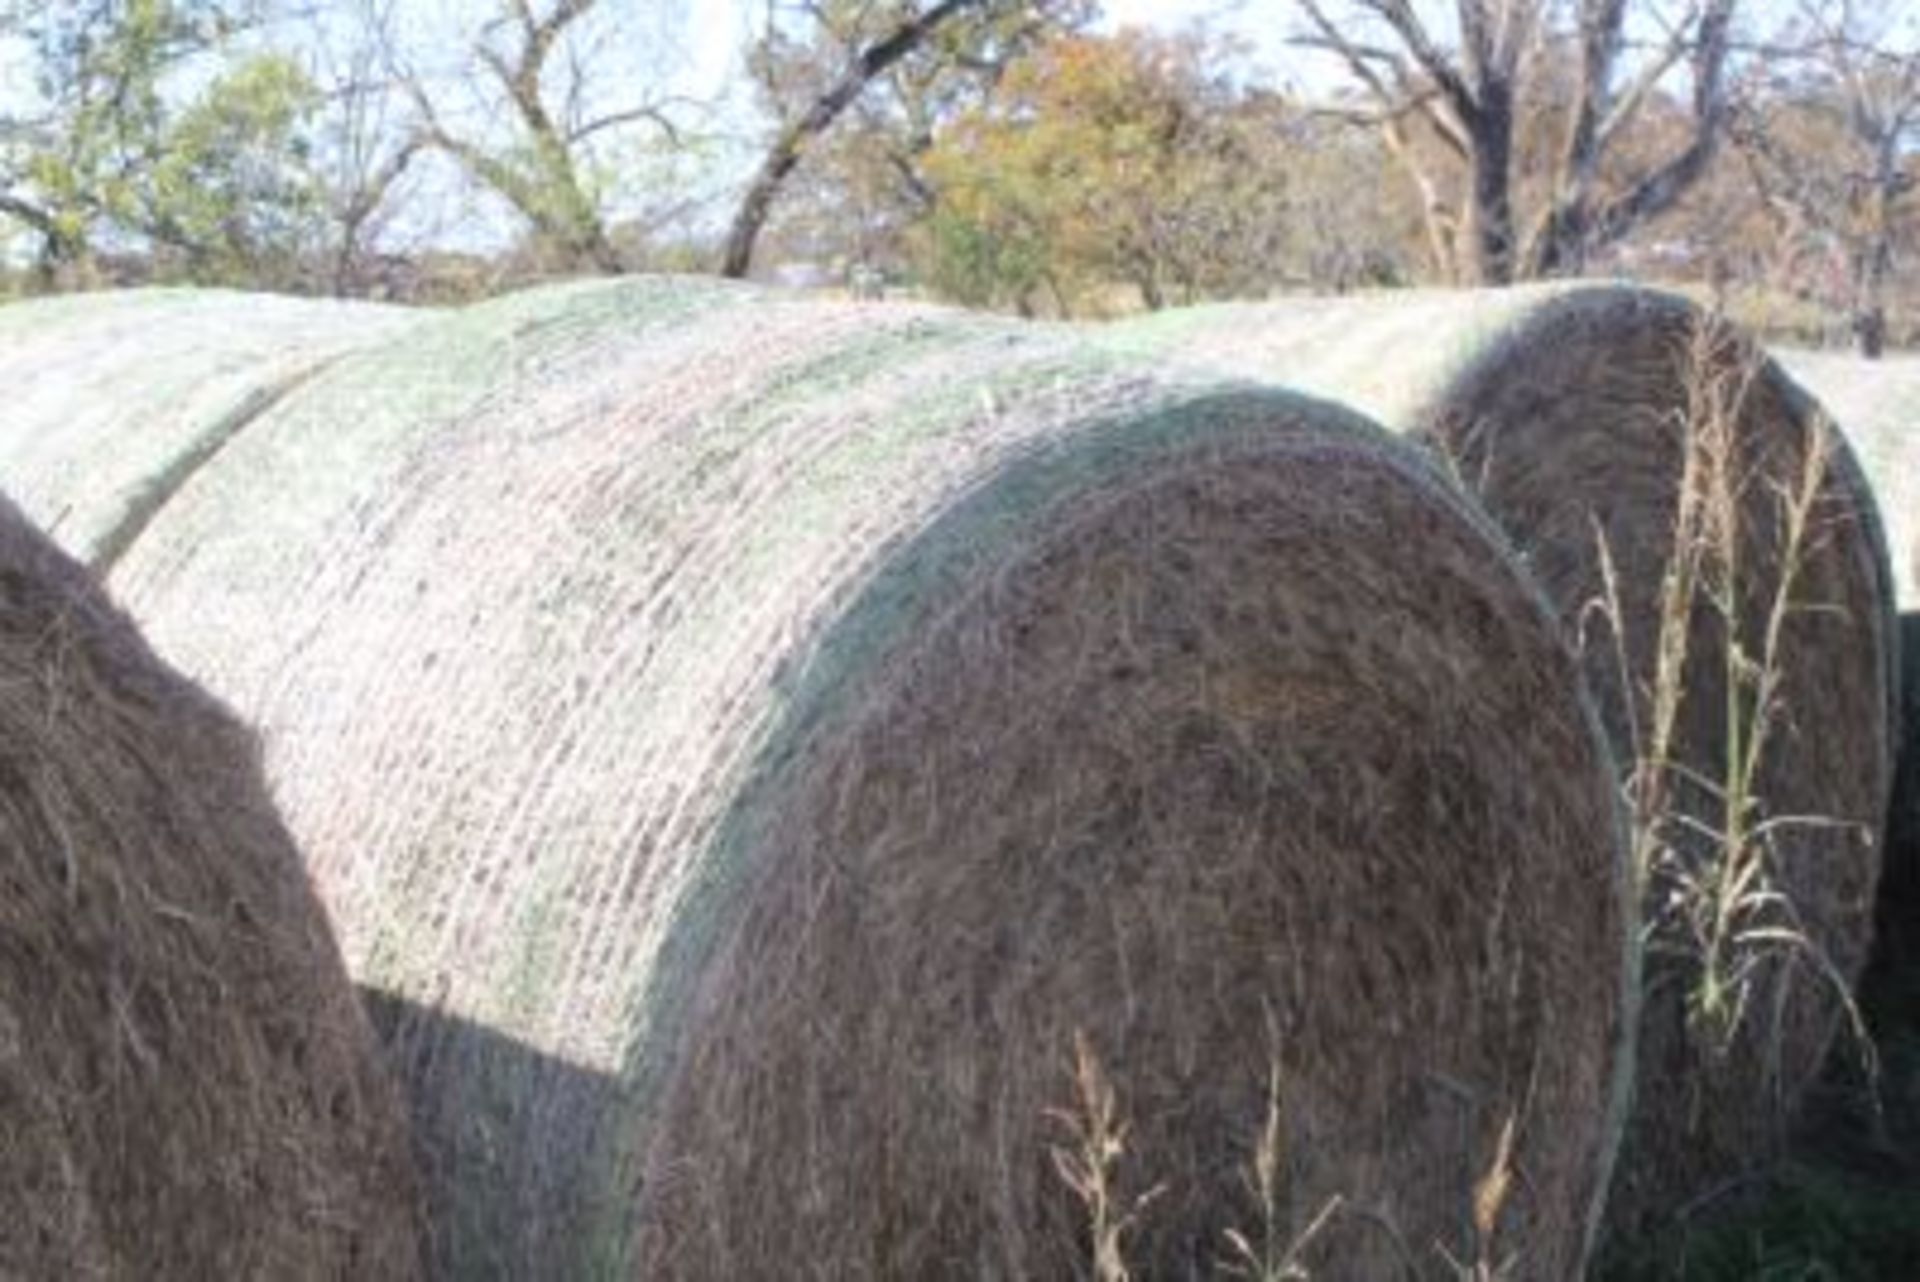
[[922, 197, 1056, 312], [745, 0, 1093, 276], [143, 52, 323, 284], [916, 29, 1302, 316], [0, 0, 320, 287]]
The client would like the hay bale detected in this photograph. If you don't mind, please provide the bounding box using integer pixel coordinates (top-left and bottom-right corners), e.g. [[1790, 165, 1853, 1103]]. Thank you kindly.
[[95, 277, 1633, 1276], [0, 288, 421, 568], [0, 498, 420, 1278], [1861, 614, 1920, 1166], [1776, 348, 1920, 611], [1778, 350, 1920, 1168], [1099, 286, 1899, 1241]]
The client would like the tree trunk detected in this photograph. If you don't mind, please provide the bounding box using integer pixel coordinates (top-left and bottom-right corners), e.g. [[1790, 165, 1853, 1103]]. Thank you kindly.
[[721, 0, 980, 279], [2, 196, 88, 291], [1854, 209, 1893, 360], [721, 135, 805, 279], [1462, 84, 1517, 285]]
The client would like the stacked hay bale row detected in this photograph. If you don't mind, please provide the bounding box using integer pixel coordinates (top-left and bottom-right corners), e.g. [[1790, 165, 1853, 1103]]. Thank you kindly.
[[0, 278, 1641, 1277], [1097, 286, 1900, 1243], [8, 278, 1898, 1276], [0, 498, 421, 1278]]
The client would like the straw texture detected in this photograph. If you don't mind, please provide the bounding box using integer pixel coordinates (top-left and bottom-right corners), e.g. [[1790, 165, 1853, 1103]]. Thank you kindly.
[[81, 277, 1636, 1278], [0, 497, 421, 1279], [1100, 285, 1898, 1240]]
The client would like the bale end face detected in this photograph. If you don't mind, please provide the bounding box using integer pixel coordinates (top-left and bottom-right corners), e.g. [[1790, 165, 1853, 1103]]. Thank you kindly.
[[1426, 292, 1894, 1242], [635, 401, 1633, 1279]]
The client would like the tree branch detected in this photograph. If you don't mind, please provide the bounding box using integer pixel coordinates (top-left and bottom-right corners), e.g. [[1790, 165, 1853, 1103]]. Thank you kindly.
[[721, 0, 985, 277]]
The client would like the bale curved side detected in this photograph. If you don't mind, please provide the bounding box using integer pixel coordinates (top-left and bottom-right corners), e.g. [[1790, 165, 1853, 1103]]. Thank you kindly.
[[0, 288, 421, 567], [1099, 286, 1897, 1241], [0, 499, 420, 1278], [96, 279, 1636, 1277], [1776, 348, 1920, 612], [1854, 614, 1920, 1168]]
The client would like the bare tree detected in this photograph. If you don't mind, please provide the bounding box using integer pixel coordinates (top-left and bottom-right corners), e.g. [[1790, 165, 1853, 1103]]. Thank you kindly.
[[1734, 0, 1920, 356], [397, 0, 687, 274], [303, 0, 423, 294], [1298, 0, 1740, 285]]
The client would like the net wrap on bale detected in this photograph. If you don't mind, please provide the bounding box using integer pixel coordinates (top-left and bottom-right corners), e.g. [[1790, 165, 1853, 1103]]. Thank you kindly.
[[77, 277, 1636, 1277], [1100, 284, 1900, 1242], [0, 498, 421, 1279], [0, 287, 420, 569]]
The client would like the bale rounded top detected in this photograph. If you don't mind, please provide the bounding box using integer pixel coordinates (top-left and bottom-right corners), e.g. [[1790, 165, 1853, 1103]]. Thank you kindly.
[[0, 497, 421, 1278], [0, 287, 422, 568], [92, 276, 1639, 1275]]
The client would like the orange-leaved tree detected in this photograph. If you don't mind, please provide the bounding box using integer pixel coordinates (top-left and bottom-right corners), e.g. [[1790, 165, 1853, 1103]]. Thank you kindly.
[[918, 28, 1309, 316]]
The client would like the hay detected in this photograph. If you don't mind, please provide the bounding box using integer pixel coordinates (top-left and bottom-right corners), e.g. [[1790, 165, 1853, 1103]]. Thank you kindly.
[[0, 497, 420, 1278], [1859, 614, 1920, 1166], [85, 278, 1635, 1277], [1777, 348, 1920, 611], [0, 288, 422, 568], [1779, 349, 1920, 1169], [1099, 285, 1899, 1241]]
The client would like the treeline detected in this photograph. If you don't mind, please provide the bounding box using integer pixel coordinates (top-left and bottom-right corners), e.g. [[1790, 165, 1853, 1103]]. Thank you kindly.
[[4, 0, 1919, 353]]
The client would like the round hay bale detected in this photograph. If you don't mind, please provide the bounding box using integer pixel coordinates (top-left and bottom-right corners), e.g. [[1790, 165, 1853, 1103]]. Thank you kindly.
[[1862, 615, 1920, 1163], [1778, 349, 1920, 1170], [0, 498, 421, 1278], [97, 278, 1632, 1277], [1099, 286, 1899, 1240], [1777, 348, 1920, 611], [0, 288, 421, 569]]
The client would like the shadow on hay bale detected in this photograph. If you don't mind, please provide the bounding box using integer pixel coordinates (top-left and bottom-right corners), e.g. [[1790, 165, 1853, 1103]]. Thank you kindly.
[[1836, 613, 1920, 1175], [359, 988, 623, 1279], [0, 499, 421, 1278], [77, 278, 1632, 1277], [1747, 350, 1920, 1183], [1879, 614, 1920, 1163], [1096, 286, 1899, 1243]]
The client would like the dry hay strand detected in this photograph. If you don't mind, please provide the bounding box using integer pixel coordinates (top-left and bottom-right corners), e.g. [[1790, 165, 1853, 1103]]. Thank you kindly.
[[0, 498, 421, 1278], [86, 277, 1636, 1277], [0, 287, 422, 568], [1099, 285, 1898, 1243]]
